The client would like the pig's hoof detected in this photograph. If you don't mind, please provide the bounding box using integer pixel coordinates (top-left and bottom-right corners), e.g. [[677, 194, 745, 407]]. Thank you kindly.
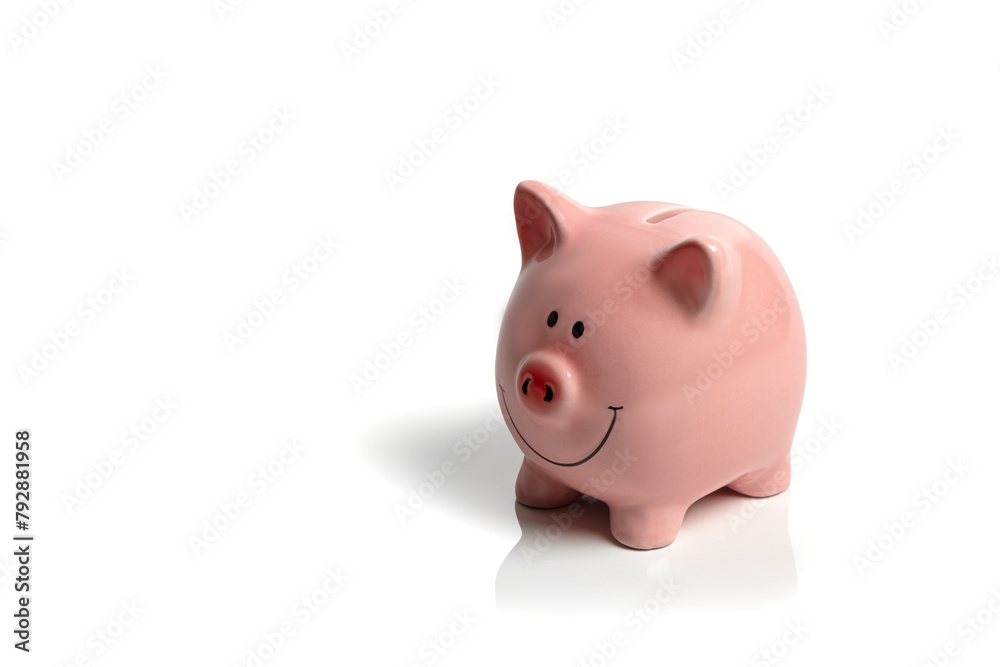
[[609, 505, 685, 550], [727, 458, 791, 498], [515, 460, 581, 509]]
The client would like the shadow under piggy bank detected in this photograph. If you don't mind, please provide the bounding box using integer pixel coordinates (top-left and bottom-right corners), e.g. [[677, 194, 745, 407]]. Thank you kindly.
[[496, 489, 797, 612], [361, 403, 796, 612], [362, 403, 524, 531]]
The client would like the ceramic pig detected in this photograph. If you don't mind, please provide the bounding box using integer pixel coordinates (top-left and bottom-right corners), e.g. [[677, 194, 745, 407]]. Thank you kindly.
[[495, 181, 806, 549]]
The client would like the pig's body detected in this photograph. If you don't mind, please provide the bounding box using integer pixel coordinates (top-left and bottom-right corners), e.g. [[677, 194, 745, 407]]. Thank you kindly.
[[495, 181, 806, 549]]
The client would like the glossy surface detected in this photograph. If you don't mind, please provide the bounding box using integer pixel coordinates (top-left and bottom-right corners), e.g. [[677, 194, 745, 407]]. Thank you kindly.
[[495, 181, 807, 549]]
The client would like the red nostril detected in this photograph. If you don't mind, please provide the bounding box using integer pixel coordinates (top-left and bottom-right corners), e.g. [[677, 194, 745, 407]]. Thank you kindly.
[[519, 367, 558, 406]]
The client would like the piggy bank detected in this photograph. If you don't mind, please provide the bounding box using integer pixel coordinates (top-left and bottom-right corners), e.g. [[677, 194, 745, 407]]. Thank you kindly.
[[495, 181, 806, 549]]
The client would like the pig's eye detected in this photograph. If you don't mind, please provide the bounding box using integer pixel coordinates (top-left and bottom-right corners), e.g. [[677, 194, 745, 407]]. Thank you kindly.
[[572, 321, 585, 338], [547, 311, 558, 327]]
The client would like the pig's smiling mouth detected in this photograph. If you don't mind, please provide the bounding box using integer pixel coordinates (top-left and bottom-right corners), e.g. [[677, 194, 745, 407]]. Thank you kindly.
[[499, 384, 623, 467]]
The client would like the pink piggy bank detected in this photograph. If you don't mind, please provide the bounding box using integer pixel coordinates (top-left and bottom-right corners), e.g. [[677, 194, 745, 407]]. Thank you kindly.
[[495, 181, 807, 549]]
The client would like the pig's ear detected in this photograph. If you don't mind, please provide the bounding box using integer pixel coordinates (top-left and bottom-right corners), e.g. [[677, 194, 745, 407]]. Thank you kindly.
[[652, 236, 741, 319], [513, 181, 582, 266]]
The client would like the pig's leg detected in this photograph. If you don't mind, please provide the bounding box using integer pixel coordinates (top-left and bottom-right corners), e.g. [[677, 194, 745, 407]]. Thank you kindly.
[[609, 504, 687, 550], [515, 458, 581, 508], [727, 457, 791, 497]]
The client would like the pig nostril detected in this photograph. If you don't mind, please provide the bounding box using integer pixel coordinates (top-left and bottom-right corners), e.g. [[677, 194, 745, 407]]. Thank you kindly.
[[519, 369, 558, 405]]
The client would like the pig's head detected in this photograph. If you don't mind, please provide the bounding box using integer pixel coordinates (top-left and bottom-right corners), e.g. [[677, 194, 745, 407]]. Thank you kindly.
[[495, 180, 742, 469]]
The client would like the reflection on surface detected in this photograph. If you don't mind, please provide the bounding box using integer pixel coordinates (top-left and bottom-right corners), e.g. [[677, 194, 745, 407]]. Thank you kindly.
[[361, 404, 796, 612], [496, 489, 797, 612]]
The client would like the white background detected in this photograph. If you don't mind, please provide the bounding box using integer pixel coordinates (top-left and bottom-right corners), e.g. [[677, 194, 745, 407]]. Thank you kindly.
[[2, 0, 999, 665]]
